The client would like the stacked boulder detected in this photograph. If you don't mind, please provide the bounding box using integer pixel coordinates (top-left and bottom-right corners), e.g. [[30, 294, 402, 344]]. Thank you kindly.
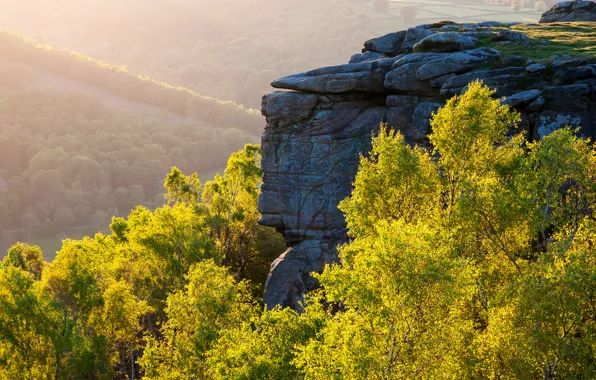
[[540, 0, 596, 22], [259, 10, 596, 310]]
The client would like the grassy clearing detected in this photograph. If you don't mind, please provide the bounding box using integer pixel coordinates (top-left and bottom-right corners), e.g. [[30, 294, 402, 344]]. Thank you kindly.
[[488, 22, 596, 62]]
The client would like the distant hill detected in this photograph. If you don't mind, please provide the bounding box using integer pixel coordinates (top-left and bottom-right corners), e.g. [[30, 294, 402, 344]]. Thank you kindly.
[[0, 0, 542, 108], [0, 28, 261, 257], [0, 0, 381, 108]]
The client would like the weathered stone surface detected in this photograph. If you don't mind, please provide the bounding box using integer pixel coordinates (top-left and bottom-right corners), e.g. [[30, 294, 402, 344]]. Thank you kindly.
[[385, 62, 437, 95], [413, 32, 478, 53], [430, 73, 456, 88], [271, 70, 387, 93], [350, 51, 386, 64], [427, 20, 454, 28], [543, 84, 592, 110], [440, 66, 526, 97], [259, 21, 596, 310], [416, 48, 501, 81], [401, 27, 435, 53], [553, 58, 588, 75], [540, 0, 596, 23], [527, 96, 546, 112], [259, 94, 388, 307], [411, 101, 442, 141], [476, 21, 509, 28], [263, 240, 338, 311], [535, 111, 593, 139], [505, 56, 528, 67], [261, 92, 318, 128], [493, 30, 531, 46], [503, 89, 542, 107], [554, 66, 596, 85], [526, 63, 546, 74], [364, 31, 407, 56], [272, 58, 400, 94]]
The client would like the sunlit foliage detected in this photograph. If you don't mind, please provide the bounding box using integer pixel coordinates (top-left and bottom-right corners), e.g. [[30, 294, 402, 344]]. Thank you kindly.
[[2, 83, 596, 378]]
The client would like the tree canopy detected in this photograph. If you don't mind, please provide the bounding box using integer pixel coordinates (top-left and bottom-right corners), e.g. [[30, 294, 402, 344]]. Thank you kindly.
[[2, 83, 595, 378]]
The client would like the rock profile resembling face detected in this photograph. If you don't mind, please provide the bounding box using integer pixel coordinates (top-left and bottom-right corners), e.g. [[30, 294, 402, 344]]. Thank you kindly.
[[259, 3, 596, 310]]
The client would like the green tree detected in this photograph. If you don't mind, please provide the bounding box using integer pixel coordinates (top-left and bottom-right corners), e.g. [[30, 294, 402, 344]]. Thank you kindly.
[[2, 242, 45, 280], [139, 260, 256, 379], [295, 82, 596, 378]]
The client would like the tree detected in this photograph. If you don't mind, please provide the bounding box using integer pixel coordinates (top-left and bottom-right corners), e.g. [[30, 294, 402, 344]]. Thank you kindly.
[[139, 260, 255, 379], [2, 243, 45, 280], [294, 82, 596, 378], [0, 267, 55, 378]]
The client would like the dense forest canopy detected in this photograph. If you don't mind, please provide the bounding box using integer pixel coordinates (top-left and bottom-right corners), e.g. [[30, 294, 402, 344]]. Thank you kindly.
[[0, 145, 286, 378], [2, 83, 596, 378], [0, 30, 262, 257]]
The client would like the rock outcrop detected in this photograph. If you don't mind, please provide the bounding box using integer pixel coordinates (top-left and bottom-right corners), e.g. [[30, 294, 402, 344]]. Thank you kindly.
[[540, 1, 596, 23], [259, 6, 596, 310]]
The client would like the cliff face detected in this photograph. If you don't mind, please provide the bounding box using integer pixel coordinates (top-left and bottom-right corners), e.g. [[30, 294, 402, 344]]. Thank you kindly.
[[259, 4, 596, 310]]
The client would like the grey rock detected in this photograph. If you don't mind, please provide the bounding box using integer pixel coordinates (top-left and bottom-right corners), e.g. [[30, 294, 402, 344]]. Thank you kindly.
[[543, 84, 592, 110], [526, 63, 546, 74], [476, 21, 509, 27], [385, 62, 437, 95], [391, 52, 446, 70], [554, 66, 596, 85], [364, 30, 407, 56], [413, 32, 478, 53], [440, 24, 462, 31], [411, 102, 442, 140], [416, 48, 502, 81], [264, 241, 338, 311], [506, 56, 528, 66], [553, 58, 588, 75], [261, 92, 318, 128], [503, 90, 543, 107], [535, 111, 591, 140], [386, 94, 420, 108], [460, 75, 525, 98], [259, 94, 389, 309], [350, 51, 386, 64], [540, 0, 596, 23], [527, 96, 546, 112], [401, 27, 435, 53], [430, 73, 456, 88], [493, 30, 531, 46], [460, 31, 497, 38], [440, 66, 526, 98], [272, 70, 387, 93], [429, 20, 458, 28], [272, 58, 401, 94]]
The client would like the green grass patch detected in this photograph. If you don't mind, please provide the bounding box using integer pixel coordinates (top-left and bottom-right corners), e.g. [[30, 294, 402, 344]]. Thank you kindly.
[[489, 22, 596, 63]]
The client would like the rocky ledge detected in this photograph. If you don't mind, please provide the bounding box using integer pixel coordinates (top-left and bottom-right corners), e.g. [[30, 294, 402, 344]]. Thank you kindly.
[[259, 3, 596, 310], [540, 0, 596, 23]]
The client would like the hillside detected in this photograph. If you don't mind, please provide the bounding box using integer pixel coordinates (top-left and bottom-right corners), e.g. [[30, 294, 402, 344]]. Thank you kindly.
[[0, 0, 542, 108], [0, 29, 262, 258]]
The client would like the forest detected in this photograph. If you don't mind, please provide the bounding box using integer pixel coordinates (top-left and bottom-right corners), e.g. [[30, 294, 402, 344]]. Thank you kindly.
[[2, 83, 596, 378], [0, 30, 262, 256]]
